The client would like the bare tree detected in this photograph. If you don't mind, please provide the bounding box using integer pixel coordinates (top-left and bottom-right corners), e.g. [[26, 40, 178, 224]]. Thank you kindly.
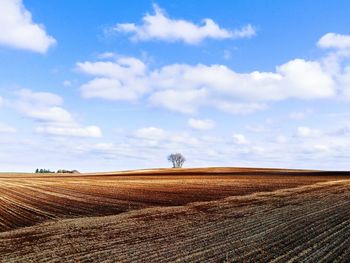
[[167, 153, 186, 168]]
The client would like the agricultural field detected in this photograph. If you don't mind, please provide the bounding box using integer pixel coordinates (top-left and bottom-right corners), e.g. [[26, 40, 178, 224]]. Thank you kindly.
[[0, 167, 350, 262]]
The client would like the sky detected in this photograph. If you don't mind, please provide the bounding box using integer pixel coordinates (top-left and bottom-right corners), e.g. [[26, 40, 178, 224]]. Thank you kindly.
[[1, 0, 350, 172]]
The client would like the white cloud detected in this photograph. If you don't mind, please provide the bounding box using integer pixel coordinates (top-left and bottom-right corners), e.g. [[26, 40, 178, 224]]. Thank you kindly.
[[77, 33, 350, 115], [337, 65, 350, 99], [77, 57, 149, 101], [313, 144, 330, 152], [275, 59, 334, 99], [166, 59, 334, 102], [113, 4, 255, 44], [289, 109, 313, 120], [15, 89, 63, 106], [246, 124, 268, 133], [0, 123, 17, 133], [231, 24, 256, 39], [81, 78, 141, 101], [133, 126, 202, 148], [13, 89, 72, 123], [148, 59, 333, 102], [151, 59, 335, 102], [319, 33, 350, 77], [318, 33, 350, 50], [250, 146, 265, 154], [296, 126, 320, 138], [97, 52, 118, 59], [134, 127, 166, 141], [276, 135, 288, 143], [78, 56, 335, 115], [83, 126, 293, 169], [7, 116, 350, 172], [149, 89, 207, 114], [12, 89, 102, 138], [0, 0, 56, 53], [26, 106, 74, 123], [233, 134, 249, 145], [215, 102, 267, 114], [36, 125, 101, 138], [63, 80, 72, 87], [77, 58, 146, 78], [188, 118, 215, 130]]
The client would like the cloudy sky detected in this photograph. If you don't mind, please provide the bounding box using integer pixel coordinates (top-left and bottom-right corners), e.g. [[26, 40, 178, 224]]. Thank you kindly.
[[1, 0, 350, 172]]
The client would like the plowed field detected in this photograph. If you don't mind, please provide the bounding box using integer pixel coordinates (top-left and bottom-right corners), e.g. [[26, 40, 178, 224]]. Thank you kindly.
[[0, 167, 350, 262]]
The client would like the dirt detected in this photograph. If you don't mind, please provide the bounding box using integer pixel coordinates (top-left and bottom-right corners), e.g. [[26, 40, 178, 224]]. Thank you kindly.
[[1, 167, 350, 262]]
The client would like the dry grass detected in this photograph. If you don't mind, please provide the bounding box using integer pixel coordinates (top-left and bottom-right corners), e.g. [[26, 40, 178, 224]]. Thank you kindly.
[[1, 167, 350, 262]]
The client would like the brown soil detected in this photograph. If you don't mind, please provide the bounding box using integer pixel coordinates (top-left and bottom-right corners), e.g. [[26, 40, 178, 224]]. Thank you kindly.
[[1, 167, 350, 262]]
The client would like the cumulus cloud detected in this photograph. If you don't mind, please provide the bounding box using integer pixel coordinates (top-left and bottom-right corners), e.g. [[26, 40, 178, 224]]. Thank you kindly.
[[195, 60, 329, 100], [0, 0, 56, 53], [113, 4, 255, 44], [275, 59, 334, 99], [78, 56, 334, 114], [188, 118, 215, 130], [77, 57, 149, 101], [28, 107, 74, 123], [318, 33, 350, 50], [78, 58, 147, 78], [315, 32, 350, 99], [77, 32, 350, 115], [13, 89, 101, 138]]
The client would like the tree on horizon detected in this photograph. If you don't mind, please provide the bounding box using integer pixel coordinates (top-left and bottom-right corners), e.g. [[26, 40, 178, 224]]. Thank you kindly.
[[168, 153, 186, 168]]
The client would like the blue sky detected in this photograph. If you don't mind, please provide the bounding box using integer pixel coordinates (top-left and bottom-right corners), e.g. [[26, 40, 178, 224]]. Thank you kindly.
[[1, 0, 350, 172]]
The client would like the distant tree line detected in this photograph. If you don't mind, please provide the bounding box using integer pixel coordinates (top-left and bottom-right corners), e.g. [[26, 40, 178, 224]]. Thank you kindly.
[[35, 169, 80, 174], [35, 169, 55, 173], [56, 169, 80, 174]]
